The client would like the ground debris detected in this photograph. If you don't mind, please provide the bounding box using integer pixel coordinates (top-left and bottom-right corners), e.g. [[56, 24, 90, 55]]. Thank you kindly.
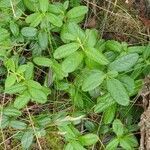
[[139, 76, 150, 150]]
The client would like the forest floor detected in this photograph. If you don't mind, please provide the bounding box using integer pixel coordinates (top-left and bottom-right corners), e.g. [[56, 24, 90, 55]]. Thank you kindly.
[[83, 0, 150, 43]]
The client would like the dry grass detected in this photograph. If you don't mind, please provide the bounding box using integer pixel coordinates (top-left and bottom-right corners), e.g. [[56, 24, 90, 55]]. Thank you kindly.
[[83, 0, 149, 44]]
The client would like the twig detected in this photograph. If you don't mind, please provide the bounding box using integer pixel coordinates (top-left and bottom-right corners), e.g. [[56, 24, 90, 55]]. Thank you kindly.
[[26, 107, 43, 150], [0, 131, 20, 145], [0, 94, 7, 150], [10, 0, 17, 18], [100, 0, 112, 37]]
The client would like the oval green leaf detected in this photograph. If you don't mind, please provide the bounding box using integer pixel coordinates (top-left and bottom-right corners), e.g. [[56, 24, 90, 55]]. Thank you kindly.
[[79, 134, 99, 146], [47, 13, 63, 27], [82, 70, 106, 92], [54, 43, 80, 59], [21, 131, 33, 149], [25, 13, 42, 27], [3, 108, 22, 117], [38, 31, 48, 50], [109, 53, 139, 72], [14, 91, 31, 109], [21, 27, 37, 37], [106, 78, 129, 106], [67, 6, 88, 19], [94, 94, 116, 113], [106, 138, 119, 150], [33, 57, 52, 67], [39, 0, 49, 12], [113, 119, 124, 137], [103, 104, 116, 124], [85, 47, 109, 65], [62, 51, 83, 73], [5, 83, 27, 94]]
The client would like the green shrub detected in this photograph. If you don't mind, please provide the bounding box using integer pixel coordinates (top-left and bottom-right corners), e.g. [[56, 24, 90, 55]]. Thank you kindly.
[[0, 0, 149, 149]]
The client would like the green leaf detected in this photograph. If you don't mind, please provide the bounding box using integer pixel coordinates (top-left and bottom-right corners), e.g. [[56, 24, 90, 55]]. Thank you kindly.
[[106, 138, 119, 150], [82, 70, 106, 92], [33, 57, 52, 67], [9, 21, 19, 37], [113, 119, 124, 137], [62, 51, 83, 73], [72, 91, 84, 109], [70, 0, 80, 7], [85, 47, 109, 65], [5, 74, 16, 88], [14, 91, 31, 109], [105, 40, 122, 52], [35, 128, 46, 138], [61, 24, 76, 43], [119, 138, 132, 150], [21, 131, 34, 149], [85, 29, 98, 47], [65, 143, 74, 150], [35, 115, 51, 126], [89, 87, 100, 98], [128, 46, 146, 54], [54, 43, 80, 59], [103, 104, 116, 124], [56, 81, 70, 91], [0, 66, 6, 76], [67, 6, 88, 19], [84, 120, 96, 132], [70, 15, 86, 23], [52, 60, 68, 80], [38, 31, 48, 50], [119, 75, 135, 95], [107, 70, 118, 78], [94, 94, 116, 113], [25, 62, 34, 80], [9, 120, 27, 129], [63, 1, 69, 10], [26, 80, 42, 89], [79, 134, 99, 146], [58, 124, 80, 139], [46, 13, 63, 27], [0, 27, 10, 42], [5, 83, 27, 94], [25, 13, 42, 27], [41, 86, 51, 96], [121, 135, 138, 148], [29, 88, 47, 103], [0, 116, 9, 129], [70, 140, 86, 150], [106, 78, 129, 106], [131, 63, 144, 79], [17, 65, 27, 74], [85, 57, 101, 69], [109, 53, 139, 72], [23, 0, 38, 12], [39, 0, 49, 12], [61, 23, 85, 43], [4, 58, 16, 72], [104, 51, 117, 62], [3, 108, 21, 117], [21, 27, 37, 37], [48, 4, 62, 14], [143, 45, 150, 60]]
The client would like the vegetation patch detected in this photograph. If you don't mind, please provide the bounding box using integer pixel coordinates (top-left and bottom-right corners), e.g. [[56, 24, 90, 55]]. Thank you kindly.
[[0, 0, 149, 149]]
